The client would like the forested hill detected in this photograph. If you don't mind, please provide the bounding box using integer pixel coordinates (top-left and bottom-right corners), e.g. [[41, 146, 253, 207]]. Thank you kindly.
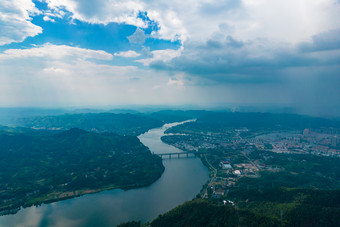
[[165, 112, 340, 134], [197, 112, 340, 129], [150, 199, 280, 227], [0, 128, 164, 214], [148, 189, 340, 227], [17, 113, 163, 136]]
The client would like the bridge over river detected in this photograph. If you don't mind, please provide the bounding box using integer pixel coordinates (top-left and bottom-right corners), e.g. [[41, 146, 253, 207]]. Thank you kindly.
[[156, 151, 206, 159]]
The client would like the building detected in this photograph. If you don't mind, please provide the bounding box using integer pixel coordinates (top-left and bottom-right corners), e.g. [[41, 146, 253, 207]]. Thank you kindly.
[[233, 170, 241, 175], [219, 161, 232, 169]]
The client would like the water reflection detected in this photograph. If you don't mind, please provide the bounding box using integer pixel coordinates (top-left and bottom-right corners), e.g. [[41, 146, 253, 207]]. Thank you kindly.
[[0, 121, 209, 227]]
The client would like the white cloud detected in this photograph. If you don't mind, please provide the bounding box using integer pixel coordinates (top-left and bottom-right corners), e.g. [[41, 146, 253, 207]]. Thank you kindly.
[[127, 28, 146, 44], [0, 43, 113, 61], [1, 43, 339, 115], [43, 0, 146, 27], [40, 0, 340, 45], [168, 78, 184, 87], [0, 0, 42, 45], [0, 43, 202, 107], [147, 6, 188, 42], [114, 50, 140, 58], [136, 47, 182, 66], [2, 0, 338, 47], [43, 16, 55, 22], [238, 0, 340, 43]]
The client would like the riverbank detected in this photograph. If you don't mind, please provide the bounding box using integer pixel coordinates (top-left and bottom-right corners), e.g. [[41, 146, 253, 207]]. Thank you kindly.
[[160, 138, 214, 197], [1, 164, 165, 216], [0, 129, 165, 216], [4, 167, 164, 215], [0, 122, 209, 227]]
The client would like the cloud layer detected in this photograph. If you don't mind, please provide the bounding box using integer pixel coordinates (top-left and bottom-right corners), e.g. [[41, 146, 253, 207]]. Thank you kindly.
[[37, 0, 340, 44], [0, 0, 339, 116], [0, 44, 197, 107], [0, 43, 113, 60]]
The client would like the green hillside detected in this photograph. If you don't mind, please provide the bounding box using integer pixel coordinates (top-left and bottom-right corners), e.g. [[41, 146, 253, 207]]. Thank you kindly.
[[150, 199, 279, 227], [166, 112, 340, 134], [18, 113, 163, 136], [0, 129, 164, 214], [149, 189, 340, 227]]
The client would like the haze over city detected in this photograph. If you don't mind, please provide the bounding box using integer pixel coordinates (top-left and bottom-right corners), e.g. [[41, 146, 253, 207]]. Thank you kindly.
[[0, 0, 339, 117]]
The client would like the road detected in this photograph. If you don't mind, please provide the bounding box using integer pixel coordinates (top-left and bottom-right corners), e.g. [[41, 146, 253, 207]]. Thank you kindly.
[[202, 154, 217, 198]]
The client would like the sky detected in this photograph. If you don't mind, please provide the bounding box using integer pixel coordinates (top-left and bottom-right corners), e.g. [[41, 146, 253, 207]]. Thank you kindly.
[[0, 0, 340, 116]]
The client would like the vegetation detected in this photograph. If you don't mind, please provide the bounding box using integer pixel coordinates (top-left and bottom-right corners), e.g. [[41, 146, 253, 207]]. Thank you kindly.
[[166, 112, 340, 134], [3, 110, 340, 225], [150, 199, 280, 227], [117, 221, 141, 227], [149, 191, 340, 227], [0, 128, 164, 214], [18, 113, 163, 136], [146, 145, 340, 227], [227, 187, 340, 226], [246, 150, 340, 189], [156, 111, 340, 226]]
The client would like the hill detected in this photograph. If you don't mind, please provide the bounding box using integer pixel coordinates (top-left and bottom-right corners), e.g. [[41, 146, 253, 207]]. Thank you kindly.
[[18, 113, 163, 136], [166, 112, 340, 134], [150, 199, 279, 227], [148, 188, 340, 227], [0, 129, 164, 214]]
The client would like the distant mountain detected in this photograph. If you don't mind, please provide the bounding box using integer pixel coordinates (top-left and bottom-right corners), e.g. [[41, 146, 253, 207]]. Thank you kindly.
[[149, 110, 210, 123], [0, 129, 164, 213], [0, 108, 68, 126], [166, 112, 340, 134], [69, 108, 141, 115], [201, 112, 340, 129], [18, 113, 163, 136]]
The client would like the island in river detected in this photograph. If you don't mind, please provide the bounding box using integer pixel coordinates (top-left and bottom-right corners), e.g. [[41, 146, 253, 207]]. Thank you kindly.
[[0, 128, 164, 215]]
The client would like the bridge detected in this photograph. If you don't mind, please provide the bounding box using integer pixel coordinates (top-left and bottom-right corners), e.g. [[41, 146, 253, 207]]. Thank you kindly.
[[156, 151, 206, 159]]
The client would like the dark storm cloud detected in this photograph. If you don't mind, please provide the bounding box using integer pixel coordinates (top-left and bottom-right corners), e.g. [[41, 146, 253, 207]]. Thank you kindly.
[[150, 38, 320, 83], [150, 28, 340, 85], [299, 28, 340, 52]]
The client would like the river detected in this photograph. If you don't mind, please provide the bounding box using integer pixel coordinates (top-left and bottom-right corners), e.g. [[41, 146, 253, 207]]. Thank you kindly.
[[0, 122, 209, 227]]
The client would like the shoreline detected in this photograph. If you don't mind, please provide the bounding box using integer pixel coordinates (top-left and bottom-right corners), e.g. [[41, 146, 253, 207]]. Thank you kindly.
[[0, 159, 165, 217], [160, 137, 214, 197]]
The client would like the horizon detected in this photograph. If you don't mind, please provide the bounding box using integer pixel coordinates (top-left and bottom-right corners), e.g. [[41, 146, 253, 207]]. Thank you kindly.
[[0, 105, 339, 119]]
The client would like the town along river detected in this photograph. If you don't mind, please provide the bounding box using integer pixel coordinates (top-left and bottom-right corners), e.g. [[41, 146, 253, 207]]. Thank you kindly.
[[0, 122, 209, 227]]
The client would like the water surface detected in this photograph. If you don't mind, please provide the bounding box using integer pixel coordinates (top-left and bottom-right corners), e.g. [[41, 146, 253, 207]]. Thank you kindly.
[[0, 122, 209, 227]]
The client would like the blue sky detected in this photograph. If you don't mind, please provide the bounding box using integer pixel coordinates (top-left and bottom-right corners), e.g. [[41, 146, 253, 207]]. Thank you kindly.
[[0, 0, 340, 116]]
